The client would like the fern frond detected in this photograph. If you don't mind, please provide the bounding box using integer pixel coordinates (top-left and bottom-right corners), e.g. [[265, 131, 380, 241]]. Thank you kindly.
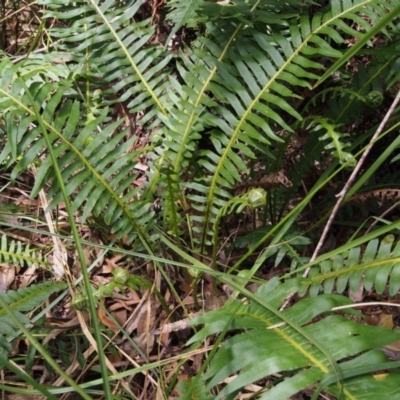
[[232, 225, 310, 270], [187, 279, 400, 399], [160, 0, 398, 249], [1, 0, 177, 246], [0, 281, 67, 354], [317, 1, 400, 86], [301, 234, 400, 296], [39, 0, 171, 117], [0, 59, 154, 245], [165, 0, 205, 45], [0, 235, 46, 269], [0, 1, 177, 247], [307, 116, 356, 166]]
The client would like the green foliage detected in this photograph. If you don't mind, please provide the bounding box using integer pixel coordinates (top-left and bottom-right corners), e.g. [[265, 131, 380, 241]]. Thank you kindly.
[[189, 278, 400, 399], [301, 234, 400, 297], [0, 281, 67, 359], [2, 0, 400, 397], [308, 116, 356, 167], [0, 234, 47, 268], [71, 267, 151, 310], [165, 0, 205, 44], [1, 0, 399, 248], [233, 225, 311, 270], [219, 188, 267, 217], [177, 376, 214, 400]]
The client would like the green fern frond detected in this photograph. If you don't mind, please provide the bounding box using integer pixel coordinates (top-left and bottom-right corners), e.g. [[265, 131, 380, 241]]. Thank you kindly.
[[165, 0, 205, 45], [1, 0, 174, 247], [302, 234, 400, 296], [0, 61, 154, 246], [316, 1, 400, 86], [187, 278, 400, 399], [0, 281, 67, 353], [39, 0, 171, 117], [162, 0, 397, 249], [308, 116, 356, 167], [231, 223, 310, 271], [0, 1, 172, 247], [0, 235, 46, 269]]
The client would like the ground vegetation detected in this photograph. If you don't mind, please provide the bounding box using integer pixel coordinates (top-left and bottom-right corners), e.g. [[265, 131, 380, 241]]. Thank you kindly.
[[1, 0, 400, 398]]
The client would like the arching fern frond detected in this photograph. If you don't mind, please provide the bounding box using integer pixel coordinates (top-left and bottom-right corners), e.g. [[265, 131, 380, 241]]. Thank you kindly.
[[0, 63, 154, 246], [0, 0, 184, 247], [158, 0, 398, 250], [39, 0, 172, 118]]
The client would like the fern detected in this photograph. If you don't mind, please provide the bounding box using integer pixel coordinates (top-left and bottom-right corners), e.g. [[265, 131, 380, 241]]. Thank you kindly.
[[0, 281, 67, 361], [301, 234, 400, 297], [308, 116, 356, 167], [165, 0, 205, 45], [1, 0, 399, 250], [0, 0, 174, 247], [187, 278, 400, 399], [1, 0, 400, 397], [232, 225, 310, 270], [0, 234, 46, 269], [160, 0, 400, 249], [0, 61, 154, 246]]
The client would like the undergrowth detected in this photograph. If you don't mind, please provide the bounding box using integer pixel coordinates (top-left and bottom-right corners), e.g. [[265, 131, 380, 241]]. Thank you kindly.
[[1, 0, 400, 398]]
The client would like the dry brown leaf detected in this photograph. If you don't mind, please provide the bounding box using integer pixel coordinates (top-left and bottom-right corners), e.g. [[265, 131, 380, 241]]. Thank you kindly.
[[191, 353, 203, 374], [135, 297, 159, 356], [385, 339, 400, 352], [180, 283, 192, 294], [110, 308, 127, 327], [366, 313, 380, 326], [18, 265, 37, 288], [31, 164, 67, 280], [103, 254, 125, 273], [0, 264, 15, 291], [378, 313, 394, 330], [136, 300, 156, 335], [0, 273, 7, 292], [349, 280, 364, 302], [155, 385, 165, 400], [98, 300, 119, 332]]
